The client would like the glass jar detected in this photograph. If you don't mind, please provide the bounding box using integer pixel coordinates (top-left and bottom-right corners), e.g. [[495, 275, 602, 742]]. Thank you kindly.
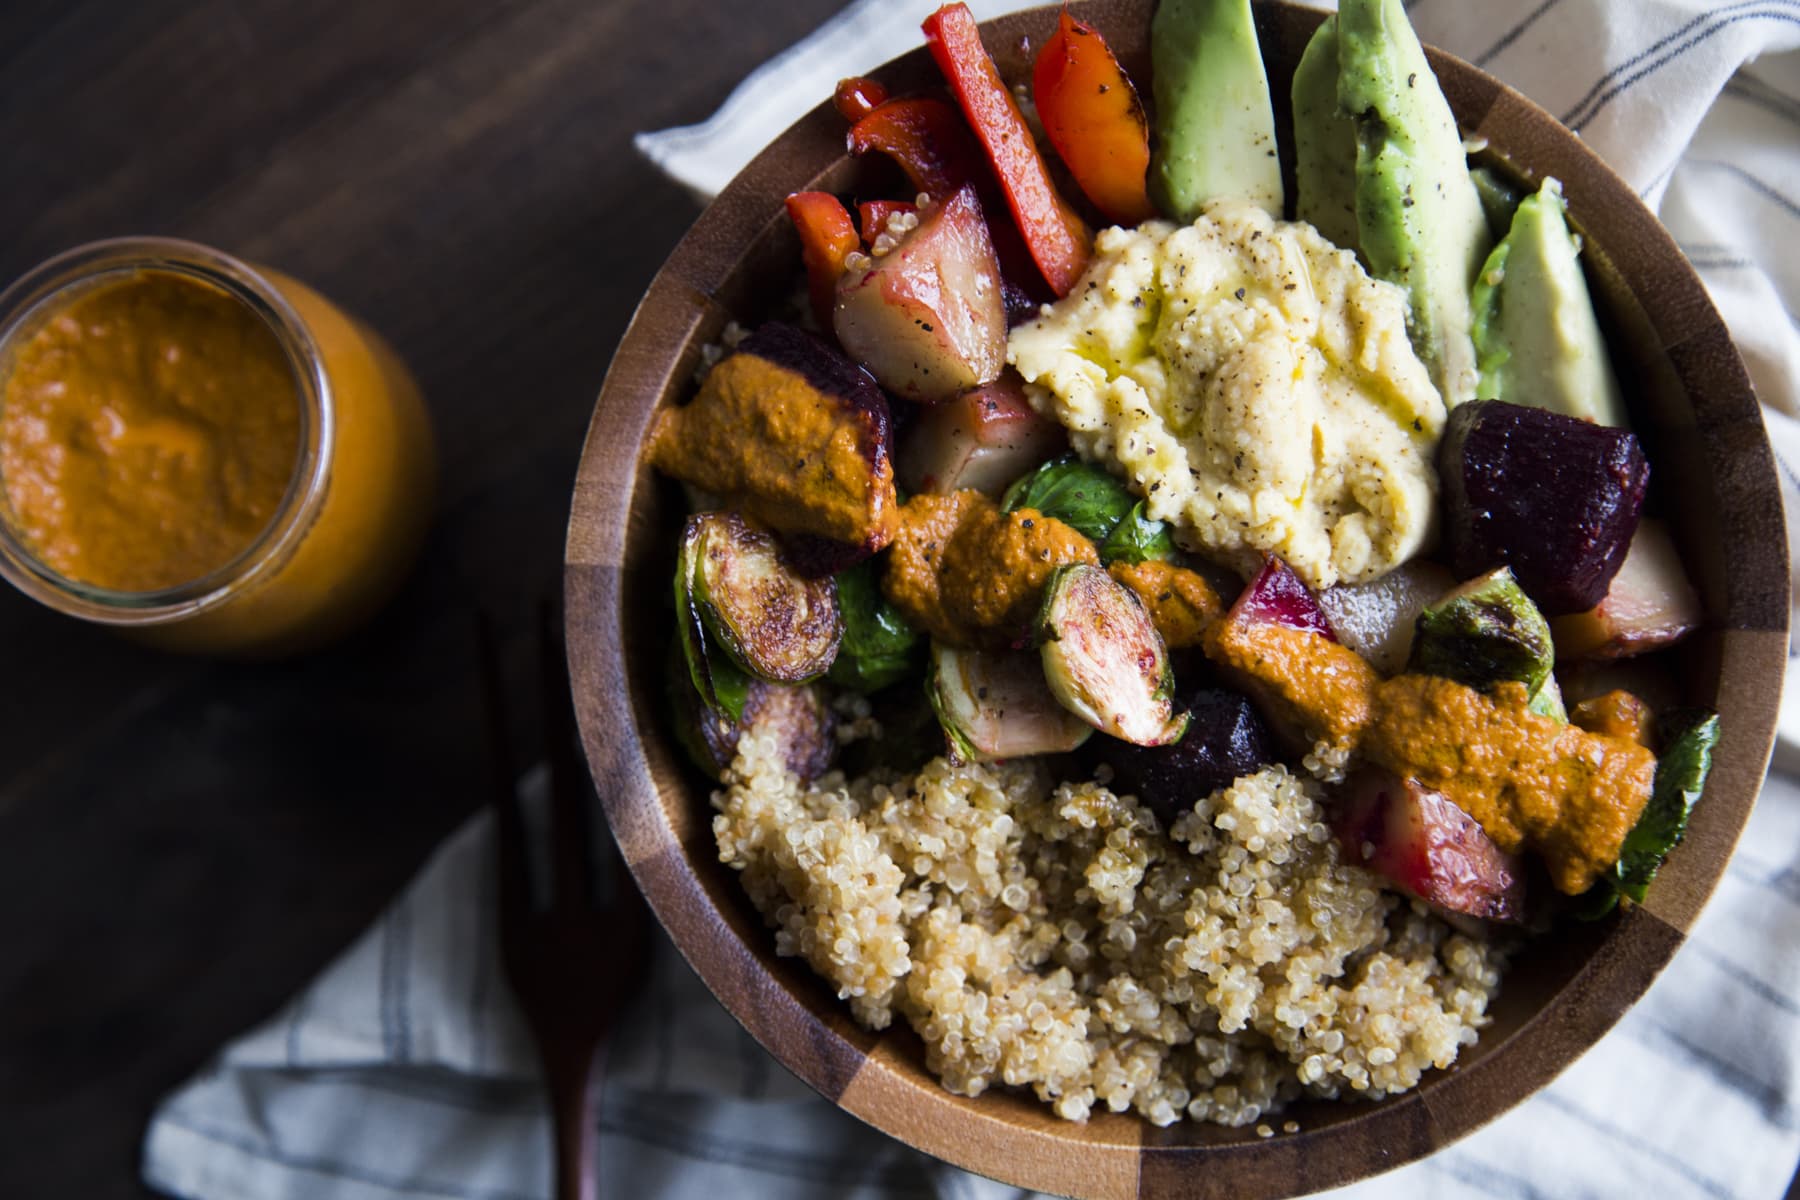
[[0, 237, 436, 656]]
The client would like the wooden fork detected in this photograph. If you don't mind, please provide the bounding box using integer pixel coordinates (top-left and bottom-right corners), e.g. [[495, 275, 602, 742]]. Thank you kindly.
[[479, 605, 651, 1200]]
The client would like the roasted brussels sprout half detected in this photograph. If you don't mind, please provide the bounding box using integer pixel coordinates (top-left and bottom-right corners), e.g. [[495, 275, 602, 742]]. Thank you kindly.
[[1411, 567, 1556, 699], [928, 642, 1093, 762], [683, 511, 842, 684], [675, 519, 751, 721], [669, 645, 837, 784], [1036, 563, 1187, 746]]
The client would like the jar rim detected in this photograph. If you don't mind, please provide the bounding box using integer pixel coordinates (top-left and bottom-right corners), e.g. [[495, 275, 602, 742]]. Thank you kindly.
[[0, 237, 334, 625]]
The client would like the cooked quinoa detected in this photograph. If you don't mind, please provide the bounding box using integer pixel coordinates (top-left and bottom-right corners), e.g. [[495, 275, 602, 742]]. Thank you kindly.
[[713, 730, 1504, 1126]]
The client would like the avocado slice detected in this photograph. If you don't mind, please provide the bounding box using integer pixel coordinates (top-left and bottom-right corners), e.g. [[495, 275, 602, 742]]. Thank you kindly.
[[1470, 178, 1629, 428], [1292, 16, 1360, 254], [1149, 0, 1283, 222], [1470, 164, 1525, 242], [1337, 0, 1491, 407]]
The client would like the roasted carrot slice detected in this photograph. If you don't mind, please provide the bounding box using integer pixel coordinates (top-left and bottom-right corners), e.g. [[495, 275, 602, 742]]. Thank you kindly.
[[922, 2, 1092, 296], [784, 191, 860, 330], [1032, 11, 1155, 227]]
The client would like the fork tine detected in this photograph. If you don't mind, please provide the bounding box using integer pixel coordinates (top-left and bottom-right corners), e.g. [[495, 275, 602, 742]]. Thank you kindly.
[[478, 610, 531, 926], [539, 597, 597, 911]]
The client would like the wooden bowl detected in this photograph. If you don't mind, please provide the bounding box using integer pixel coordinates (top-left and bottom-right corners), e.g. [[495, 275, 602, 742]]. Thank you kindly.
[[565, 3, 1787, 1195]]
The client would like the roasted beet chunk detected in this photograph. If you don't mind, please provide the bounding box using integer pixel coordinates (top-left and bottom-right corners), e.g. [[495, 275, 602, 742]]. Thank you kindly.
[[1089, 688, 1276, 824], [1439, 400, 1649, 616], [1332, 767, 1526, 923], [648, 321, 898, 576], [1236, 554, 1338, 640]]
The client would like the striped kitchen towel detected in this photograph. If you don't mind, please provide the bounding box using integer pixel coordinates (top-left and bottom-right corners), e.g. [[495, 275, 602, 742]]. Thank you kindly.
[[147, 1, 1800, 1198]]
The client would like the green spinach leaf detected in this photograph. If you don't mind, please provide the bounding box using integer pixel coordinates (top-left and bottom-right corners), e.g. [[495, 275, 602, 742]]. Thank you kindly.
[[1003, 457, 1176, 565], [1578, 709, 1720, 917], [826, 559, 923, 691]]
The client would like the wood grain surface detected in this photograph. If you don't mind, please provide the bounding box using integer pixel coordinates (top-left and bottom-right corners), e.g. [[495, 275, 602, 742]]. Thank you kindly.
[[0, 0, 840, 1195]]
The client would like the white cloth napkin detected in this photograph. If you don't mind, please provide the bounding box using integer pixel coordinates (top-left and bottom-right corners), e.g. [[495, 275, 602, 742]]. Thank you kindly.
[[147, 2, 1800, 1197]]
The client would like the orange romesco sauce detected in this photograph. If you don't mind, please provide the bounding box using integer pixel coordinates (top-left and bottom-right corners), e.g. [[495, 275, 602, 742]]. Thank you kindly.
[[649, 349, 898, 549], [1362, 677, 1658, 895], [0, 262, 435, 656], [1108, 558, 1222, 648], [881, 489, 1096, 646], [1, 272, 301, 592], [1203, 616, 1381, 748], [1199, 613, 1657, 894]]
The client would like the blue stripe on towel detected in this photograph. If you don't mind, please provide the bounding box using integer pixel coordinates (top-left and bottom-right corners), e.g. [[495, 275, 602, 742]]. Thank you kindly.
[[156, 1115, 540, 1200], [597, 1107, 940, 1193], [1475, 0, 1566, 68], [380, 901, 414, 1063], [1563, 1, 1800, 129], [1686, 159, 1800, 221], [350, 1073, 541, 1116], [1428, 1150, 1560, 1200], [1537, 1092, 1737, 1198], [736, 1027, 770, 1100], [286, 992, 306, 1068], [1723, 78, 1800, 127], [1633, 1020, 1797, 1129], [470, 848, 492, 1074], [1688, 942, 1800, 1018]]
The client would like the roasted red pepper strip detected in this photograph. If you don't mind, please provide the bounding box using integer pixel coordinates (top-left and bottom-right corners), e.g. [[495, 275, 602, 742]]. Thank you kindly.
[[922, 2, 1092, 296], [846, 96, 1037, 293], [1032, 11, 1155, 227], [834, 76, 890, 123], [784, 191, 860, 330], [857, 199, 918, 245], [846, 97, 985, 199]]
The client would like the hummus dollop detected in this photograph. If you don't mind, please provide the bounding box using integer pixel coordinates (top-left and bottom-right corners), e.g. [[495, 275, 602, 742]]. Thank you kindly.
[[1008, 200, 1445, 590]]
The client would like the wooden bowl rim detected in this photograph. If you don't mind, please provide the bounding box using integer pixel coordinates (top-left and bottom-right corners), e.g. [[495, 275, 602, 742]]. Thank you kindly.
[[565, 3, 1788, 1196]]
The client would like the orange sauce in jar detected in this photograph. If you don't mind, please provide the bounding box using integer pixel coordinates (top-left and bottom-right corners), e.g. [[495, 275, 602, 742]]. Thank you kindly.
[[0, 239, 436, 656], [1, 272, 303, 592]]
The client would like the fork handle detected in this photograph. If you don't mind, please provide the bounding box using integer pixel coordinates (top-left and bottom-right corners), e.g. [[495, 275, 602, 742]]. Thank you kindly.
[[543, 1039, 601, 1200]]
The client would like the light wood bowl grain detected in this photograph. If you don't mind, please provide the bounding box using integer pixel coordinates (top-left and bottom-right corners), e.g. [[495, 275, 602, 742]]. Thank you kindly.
[[564, 3, 1788, 1194]]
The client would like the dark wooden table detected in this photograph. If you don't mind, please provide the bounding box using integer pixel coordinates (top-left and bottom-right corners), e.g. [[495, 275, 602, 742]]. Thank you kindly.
[[0, 0, 840, 1193], [6, 3, 1800, 1198]]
